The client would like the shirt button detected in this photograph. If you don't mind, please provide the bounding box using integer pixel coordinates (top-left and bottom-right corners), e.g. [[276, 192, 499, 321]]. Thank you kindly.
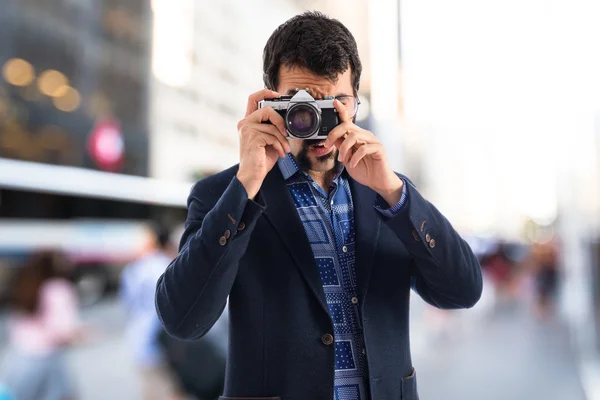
[[342, 245, 348, 253], [219, 236, 227, 246], [321, 333, 334, 346], [351, 296, 359, 304]]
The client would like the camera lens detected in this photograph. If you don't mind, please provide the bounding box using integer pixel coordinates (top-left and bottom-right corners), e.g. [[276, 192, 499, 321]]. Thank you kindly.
[[285, 104, 320, 138]]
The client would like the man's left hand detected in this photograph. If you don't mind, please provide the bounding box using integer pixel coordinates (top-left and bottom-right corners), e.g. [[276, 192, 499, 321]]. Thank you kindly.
[[323, 99, 404, 206]]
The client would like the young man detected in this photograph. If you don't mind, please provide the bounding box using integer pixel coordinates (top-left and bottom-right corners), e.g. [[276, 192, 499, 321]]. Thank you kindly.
[[156, 11, 482, 400]]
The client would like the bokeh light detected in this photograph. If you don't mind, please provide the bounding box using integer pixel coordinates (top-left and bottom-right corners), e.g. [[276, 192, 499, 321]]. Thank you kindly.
[[52, 86, 81, 112], [2, 58, 35, 87], [37, 69, 69, 97]]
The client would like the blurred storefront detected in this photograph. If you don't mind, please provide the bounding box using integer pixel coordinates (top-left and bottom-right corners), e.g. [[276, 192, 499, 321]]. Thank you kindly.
[[0, 0, 186, 229], [0, 0, 152, 176]]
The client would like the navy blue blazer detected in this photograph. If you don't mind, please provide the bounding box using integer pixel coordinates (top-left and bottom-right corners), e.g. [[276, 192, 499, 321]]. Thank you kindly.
[[156, 165, 482, 400]]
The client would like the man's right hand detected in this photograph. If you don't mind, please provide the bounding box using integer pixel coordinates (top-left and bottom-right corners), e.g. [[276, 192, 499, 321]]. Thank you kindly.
[[236, 89, 290, 199]]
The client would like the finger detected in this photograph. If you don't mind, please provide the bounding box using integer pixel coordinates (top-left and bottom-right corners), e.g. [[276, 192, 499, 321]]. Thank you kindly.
[[338, 132, 359, 163], [349, 143, 382, 168], [324, 121, 353, 148], [246, 106, 287, 137], [256, 132, 287, 159], [238, 119, 290, 153], [247, 122, 291, 153], [246, 89, 280, 117], [330, 126, 377, 156], [334, 98, 350, 123]]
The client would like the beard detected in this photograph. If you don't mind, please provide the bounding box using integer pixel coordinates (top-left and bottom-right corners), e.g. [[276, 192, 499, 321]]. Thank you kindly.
[[296, 139, 342, 173]]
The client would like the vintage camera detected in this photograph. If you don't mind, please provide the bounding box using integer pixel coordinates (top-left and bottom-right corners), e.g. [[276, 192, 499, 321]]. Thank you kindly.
[[259, 89, 339, 140]]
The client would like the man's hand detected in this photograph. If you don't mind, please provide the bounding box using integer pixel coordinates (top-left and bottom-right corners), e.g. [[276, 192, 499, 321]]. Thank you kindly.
[[323, 99, 404, 206], [236, 89, 291, 199]]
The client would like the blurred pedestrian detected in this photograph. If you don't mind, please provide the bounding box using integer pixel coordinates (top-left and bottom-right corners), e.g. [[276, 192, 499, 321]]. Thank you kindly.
[[530, 237, 560, 320], [480, 241, 520, 311], [0, 250, 85, 400], [120, 224, 184, 400]]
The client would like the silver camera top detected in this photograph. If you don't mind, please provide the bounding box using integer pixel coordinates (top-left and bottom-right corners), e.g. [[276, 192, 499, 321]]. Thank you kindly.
[[261, 89, 336, 110]]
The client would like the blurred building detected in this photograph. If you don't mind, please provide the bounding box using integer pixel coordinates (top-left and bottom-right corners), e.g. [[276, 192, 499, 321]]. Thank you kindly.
[[0, 0, 152, 177], [0, 0, 179, 218]]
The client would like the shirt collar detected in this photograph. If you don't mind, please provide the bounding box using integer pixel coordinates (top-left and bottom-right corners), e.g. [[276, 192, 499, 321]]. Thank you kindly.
[[277, 153, 345, 181], [277, 153, 301, 180]]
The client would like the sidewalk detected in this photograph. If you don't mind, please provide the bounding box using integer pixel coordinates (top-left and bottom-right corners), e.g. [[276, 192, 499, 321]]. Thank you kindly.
[[409, 293, 588, 400], [1, 292, 590, 400]]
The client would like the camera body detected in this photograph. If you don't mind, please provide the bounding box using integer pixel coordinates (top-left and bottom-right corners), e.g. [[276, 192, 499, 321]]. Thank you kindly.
[[259, 89, 339, 140]]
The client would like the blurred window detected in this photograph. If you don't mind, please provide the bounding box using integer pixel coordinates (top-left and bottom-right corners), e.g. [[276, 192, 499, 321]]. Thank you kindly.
[[151, 0, 194, 87]]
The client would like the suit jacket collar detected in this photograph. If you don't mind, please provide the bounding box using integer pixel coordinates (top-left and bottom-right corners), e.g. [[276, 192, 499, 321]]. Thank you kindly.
[[260, 166, 381, 316], [351, 179, 381, 305]]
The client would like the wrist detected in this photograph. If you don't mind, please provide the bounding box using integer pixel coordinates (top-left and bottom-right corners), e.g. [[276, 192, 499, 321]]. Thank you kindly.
[[374, 175, 404, 207], [236, 172, 261, 200]]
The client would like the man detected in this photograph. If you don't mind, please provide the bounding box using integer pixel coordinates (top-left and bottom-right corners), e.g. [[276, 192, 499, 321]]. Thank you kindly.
[[156, 11, 482, 400]]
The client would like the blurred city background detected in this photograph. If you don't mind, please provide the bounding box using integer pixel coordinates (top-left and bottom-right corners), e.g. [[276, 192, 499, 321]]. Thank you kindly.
[[0, 0, 599, 399]]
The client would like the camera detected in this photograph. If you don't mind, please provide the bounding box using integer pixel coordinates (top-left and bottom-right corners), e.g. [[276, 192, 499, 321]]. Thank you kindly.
[[259, 89, 339, 140]]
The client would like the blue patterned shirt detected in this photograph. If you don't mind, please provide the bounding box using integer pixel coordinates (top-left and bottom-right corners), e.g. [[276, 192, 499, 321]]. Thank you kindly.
[[277, 154, 407, 400]]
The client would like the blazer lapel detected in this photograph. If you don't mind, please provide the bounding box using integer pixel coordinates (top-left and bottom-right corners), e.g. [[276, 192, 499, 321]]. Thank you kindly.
[[349, 178, 381, 304], [260, 168, 329, 315]]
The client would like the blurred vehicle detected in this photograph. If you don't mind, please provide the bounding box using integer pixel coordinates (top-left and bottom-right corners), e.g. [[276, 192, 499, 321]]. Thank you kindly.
[[0, 158, 189, 306]]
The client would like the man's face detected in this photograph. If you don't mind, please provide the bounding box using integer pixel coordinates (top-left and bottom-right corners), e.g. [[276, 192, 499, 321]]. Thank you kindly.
[[276, 66, 354, 174]]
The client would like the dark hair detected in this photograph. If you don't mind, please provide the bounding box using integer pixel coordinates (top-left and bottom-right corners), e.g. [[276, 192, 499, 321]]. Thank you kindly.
[[10, 250, 71, 314], [263, 11, 362, 96], [149, 222, 172, 250]]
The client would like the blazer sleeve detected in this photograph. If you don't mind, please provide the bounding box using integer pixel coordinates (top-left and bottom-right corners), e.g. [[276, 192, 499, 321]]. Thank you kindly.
[[155, 176, 266, 340], [379, 178, 483, 309]]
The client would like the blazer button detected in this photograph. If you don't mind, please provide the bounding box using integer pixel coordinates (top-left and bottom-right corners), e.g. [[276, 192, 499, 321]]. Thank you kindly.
[[224, 229, 231, 239], [219, 236, 227, 246], [429, 239, 436, 248], [412, 229, 420, 241], [425, 233, 431, 243], [238, 222, 246, 231], [321, 333, 334, 346]]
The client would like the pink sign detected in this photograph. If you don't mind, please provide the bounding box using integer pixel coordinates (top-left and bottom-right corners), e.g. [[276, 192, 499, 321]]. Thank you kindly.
[[87, 119, 124, 172]]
